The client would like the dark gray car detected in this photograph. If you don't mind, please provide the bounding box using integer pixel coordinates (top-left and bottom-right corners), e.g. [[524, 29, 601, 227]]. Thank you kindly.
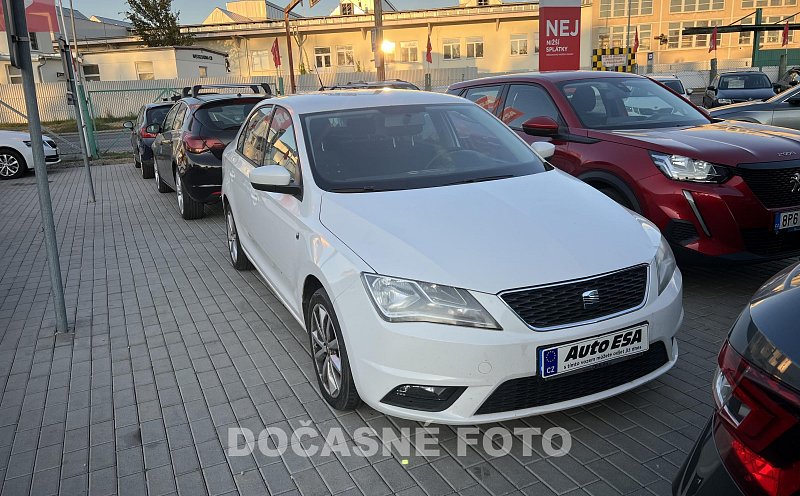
[[709, 84, 800, 130], [123, 102, 174, 179], [703, 71, 776, 108]]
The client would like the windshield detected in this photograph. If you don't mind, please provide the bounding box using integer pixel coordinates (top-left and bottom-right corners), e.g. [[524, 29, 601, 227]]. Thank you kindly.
[[146, 106, 171, 126], [719, 73, 772, 90], [195, 100, 260, 131], [302, 104, 547, 192], [659, 79, 685, 94], [558, 77, 710, 130]]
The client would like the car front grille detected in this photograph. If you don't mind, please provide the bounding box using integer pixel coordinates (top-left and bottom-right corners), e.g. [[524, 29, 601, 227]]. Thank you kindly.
[[738, 163, 800, 209], [45, 154, 59, 163], [475, 341, 669, 415], [741, 228, 800, 257], [500, 265, 648, 330]]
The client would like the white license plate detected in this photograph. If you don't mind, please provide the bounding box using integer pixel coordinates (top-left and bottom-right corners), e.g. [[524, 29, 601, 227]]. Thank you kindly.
[[538, 324, 649, 379], [775, 210, 800, 231]]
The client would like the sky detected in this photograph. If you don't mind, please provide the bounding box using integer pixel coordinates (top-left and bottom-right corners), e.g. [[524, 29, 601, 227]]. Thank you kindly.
[[77, 0, 454, 26]]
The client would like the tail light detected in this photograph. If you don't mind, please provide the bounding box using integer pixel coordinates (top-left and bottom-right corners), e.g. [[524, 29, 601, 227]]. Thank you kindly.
[[713, 341, 800, 496], [140, 128, 157, 139], [182, 135, 225, 154]]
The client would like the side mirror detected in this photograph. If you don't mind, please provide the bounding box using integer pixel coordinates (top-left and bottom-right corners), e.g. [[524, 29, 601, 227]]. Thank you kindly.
[[773, 83, 782, 92], [791, 80, 799, 86], [531, 142, 555, 159], [123, 120, 134, 130], [145, 123, 161, 134], [706, 86, 716, 92], [521, 116, 559, 137], [685, 88, 693, 95], [250, 165, 302, 195]]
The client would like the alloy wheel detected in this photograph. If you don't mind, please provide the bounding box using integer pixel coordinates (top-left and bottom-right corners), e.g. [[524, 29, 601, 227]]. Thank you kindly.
[[310, 304, 342, 398], [226, 210, 238, 263], [0, 153, 20, 178], [175, 171, 184, 213]]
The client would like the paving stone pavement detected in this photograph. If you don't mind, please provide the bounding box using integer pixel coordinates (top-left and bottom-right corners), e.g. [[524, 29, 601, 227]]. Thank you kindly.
[[1, 163, 797, 496]]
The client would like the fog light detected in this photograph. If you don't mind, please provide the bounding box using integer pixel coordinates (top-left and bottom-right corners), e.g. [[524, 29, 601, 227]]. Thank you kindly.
[[380, 384, 466, 412]]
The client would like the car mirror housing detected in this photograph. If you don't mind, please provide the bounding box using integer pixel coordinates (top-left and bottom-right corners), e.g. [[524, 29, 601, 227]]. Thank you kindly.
[[521, 116, 559, 137], [145, 123, 161, 134], [707, 86, 716, 92], [122, 120, 134, 130], [686, 88, 693, 95], [250, 165, 301, 194], [531, 141, 556, 159]]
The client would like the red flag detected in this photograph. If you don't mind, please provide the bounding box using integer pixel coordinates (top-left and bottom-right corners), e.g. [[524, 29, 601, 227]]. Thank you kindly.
[[0, 0, 58, 32], [426, 33, 433, 64], [633, 27, 639, 53], [271, 39, 281, 68], [709, 26, 718, 53], [783, 21, 790, 47]]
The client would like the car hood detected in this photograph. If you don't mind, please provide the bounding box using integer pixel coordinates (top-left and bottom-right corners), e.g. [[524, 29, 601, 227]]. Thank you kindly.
[[0, 131, 31, 140], [709, 100, 770, 115], [319, 171, 657, 294], [597, 122, 800, 165], [717, 88, 776, 101]]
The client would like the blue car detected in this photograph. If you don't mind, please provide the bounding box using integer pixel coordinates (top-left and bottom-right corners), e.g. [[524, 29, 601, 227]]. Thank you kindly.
[[124, 102, 174, 179], [703, 71, 776, 108]]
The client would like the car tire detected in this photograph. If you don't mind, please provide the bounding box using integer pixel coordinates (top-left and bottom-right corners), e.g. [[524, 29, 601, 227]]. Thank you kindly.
[[0, 148, 26, 180], [155, 162, 171, 193], [134, 152, 141, 169], [225, 207, 253, 271], [175, 169, 204, 220], [598, 185, 637, 212], [141, 159, 154, 179], [306, 288, 360, 411]]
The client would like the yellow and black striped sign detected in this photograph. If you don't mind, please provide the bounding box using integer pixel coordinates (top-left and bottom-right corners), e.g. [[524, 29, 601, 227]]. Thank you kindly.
[[591, 48, 635, 72]]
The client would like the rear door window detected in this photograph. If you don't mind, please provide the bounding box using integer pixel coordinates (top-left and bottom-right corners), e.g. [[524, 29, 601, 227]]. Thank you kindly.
[[147, 106, 171, 127], [501, 84, 562, 129], [463, 85, 504, 114], [195, 100, 261, 132]]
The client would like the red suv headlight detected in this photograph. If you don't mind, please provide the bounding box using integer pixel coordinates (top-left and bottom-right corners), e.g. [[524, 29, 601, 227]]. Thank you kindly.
[[649, 152, 731, 183]]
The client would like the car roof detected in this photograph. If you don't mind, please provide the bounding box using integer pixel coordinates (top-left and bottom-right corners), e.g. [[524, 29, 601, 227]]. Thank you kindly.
[[719, 70, 769, 76], [180, 93, 267, 106], [650, 75, 679, 80], [260, 89, 464, 115], [448, 70, 643, 89], [144, 102, 174, 109]]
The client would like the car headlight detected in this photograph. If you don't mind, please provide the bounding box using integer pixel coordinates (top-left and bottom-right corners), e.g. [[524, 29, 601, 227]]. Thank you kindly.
[[716, 98, 732, 105], [637, 216, 677, 295], [362, 274, 501, 330], [649, 152, 730, 183], [655, 235, 677, 294]]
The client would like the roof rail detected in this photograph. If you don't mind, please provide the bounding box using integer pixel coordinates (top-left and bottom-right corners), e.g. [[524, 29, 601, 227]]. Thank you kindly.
[[181, 83, 273, 99]]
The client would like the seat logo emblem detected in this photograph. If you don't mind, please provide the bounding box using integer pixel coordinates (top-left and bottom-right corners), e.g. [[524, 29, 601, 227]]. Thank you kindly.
[[582, 289, 600, 309], [791, 172, 800, 193]]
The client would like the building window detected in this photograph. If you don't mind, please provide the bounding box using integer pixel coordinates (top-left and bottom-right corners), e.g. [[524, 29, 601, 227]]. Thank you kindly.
[[443, 39, 461, 59], [82, 64, 100, 81], [598, 0, 656, 17], [668, 20, 722, 48], [199, 66, 208, 78], [336, 45, 354, 66], [466, 37, 484, 58], [744, 0, 797, 5], [765, 16, 795, 43], [739, 17, 754, 45], [340, 2, 353, 15], [670, 0, 723, 12], [29, 32, 39, 51], [598, 24, 652, 50], [135, 61, 154, 80], [6, 65, 22, 84], [315, 47, 331, 68], [399, 41, 418, 62], [251, 50, 271, 72], [477, 0, 489, 5], [510, 34, 528, 56]]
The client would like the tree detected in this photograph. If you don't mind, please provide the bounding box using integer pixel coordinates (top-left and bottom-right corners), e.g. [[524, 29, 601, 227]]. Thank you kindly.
[[125, 0, 193, 47]]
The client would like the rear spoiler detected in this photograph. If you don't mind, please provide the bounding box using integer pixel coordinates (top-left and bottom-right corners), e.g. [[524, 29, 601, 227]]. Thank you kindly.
[[181, 83, 273, 98]]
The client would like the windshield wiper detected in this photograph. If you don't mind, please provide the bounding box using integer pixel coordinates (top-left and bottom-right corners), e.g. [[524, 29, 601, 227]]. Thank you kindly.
[[444, 174, 514, 186]]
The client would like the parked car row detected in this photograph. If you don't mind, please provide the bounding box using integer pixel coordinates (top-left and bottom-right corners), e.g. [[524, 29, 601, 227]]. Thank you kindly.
[[121, 74, 800, 495]]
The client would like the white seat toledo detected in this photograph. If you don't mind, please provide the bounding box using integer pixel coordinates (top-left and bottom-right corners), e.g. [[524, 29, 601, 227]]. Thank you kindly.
[[221, 90, 683, 424]]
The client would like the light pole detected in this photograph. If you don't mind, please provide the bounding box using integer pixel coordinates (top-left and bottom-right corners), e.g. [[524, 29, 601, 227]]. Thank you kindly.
[[375, 0, 385, 80]]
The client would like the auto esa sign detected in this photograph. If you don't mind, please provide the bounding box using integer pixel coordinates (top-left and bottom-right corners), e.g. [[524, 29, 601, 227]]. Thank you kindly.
[[539, 0, 581, 71]]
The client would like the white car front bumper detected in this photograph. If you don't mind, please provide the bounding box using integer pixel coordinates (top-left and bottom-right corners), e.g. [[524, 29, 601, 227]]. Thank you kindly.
[[332, 265, 683, 424]]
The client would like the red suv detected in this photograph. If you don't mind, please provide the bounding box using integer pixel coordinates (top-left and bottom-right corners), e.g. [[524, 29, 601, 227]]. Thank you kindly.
[[448, 72, 800, 262]]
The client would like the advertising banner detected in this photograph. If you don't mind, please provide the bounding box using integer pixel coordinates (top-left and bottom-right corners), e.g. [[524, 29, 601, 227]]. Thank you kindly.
[[0, 0, 58, 32], [539, 0, 581, 71]]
